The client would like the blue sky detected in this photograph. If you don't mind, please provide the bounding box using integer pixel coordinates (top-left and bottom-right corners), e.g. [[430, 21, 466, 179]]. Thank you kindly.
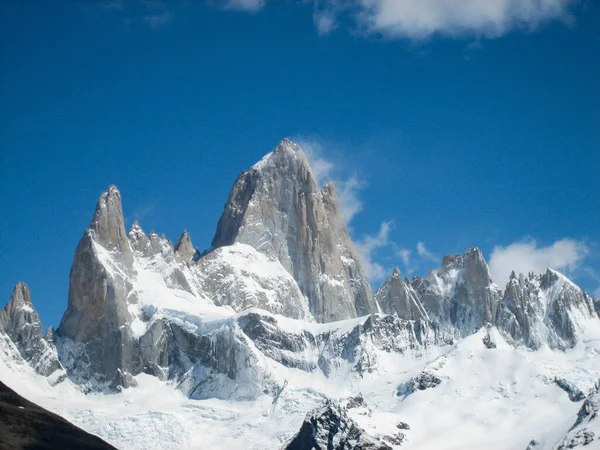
[[1, 0, 599, 328]]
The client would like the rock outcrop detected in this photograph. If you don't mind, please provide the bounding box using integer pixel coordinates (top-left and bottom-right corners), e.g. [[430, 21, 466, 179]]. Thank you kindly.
[[284, 400, 392, 450], [0, 381, 117, 450], [496, 269, 598, 350], [377, 267, 428, 320], [174, 230, 196, 263], [211, 139, 377, 322], [0, 282, 62, 377], [411, 247, 501, 335], [58, 185, 142, 385], [556, 380, 600, 449]]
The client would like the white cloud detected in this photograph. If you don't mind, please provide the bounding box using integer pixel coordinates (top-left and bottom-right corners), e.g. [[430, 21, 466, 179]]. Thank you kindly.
[[397, 248, 411, 268], [488, 238, 588, 285], [334, 175, 364, 224], [352, 0, 574, 39], [356, 221, 393, 282], [223, 0, 576, 39], [417, 241, 438, 262], [142, 10, 173, 28], [226, 0, 265, 12]]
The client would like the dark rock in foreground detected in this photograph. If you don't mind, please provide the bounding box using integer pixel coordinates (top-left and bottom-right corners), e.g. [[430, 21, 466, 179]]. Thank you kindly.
[[0, 381, 116, 450], [284, 400, 392, 450]]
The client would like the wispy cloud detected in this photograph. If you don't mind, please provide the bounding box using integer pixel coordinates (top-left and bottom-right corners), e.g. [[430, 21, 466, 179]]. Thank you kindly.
[[313, 9, 338, 36], [296, 138, 365, 225], [226, 0, 266, 12], [143, 10, 173, 28], [128, 199, 159, 224], [417, 241, 438, 262], [221, 0, 577, 40], [488, 238, 589, 285], [356, 221, 393, 282]]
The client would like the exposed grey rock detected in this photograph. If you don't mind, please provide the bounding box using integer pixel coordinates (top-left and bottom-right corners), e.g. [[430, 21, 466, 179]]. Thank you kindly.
[[555, 378, 586, 402], [496, 269, 598, 350], [411, 247, 501, 336], [482, 326, 497, 349], [0, 282, 63, 377], [211, 138, 377, 323], [128, 220, 151, 256], [284, 400, 392, 450], [174, 229, 195, 263], [396, 422, 410, 430], [377, 267, 428, 320], [346, 393, 368, 409], [396, 371, 442, 396], [58, 185, 141, 384]]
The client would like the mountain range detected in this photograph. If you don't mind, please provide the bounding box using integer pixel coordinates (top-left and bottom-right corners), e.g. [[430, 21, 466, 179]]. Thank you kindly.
[[1, 139, 600, 450]]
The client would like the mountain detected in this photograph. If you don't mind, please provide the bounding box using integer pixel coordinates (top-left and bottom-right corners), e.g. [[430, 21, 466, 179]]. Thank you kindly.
[[211, 138, 378, 322], [376, 267, 428, 321], [410, 247, 501, 336], [497, 269, 598, 350], [1, 138, 600, 450], [0, 282, 63, 379]]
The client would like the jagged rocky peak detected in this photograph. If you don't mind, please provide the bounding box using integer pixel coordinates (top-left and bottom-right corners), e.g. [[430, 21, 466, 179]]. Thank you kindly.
[[211, 138, 377, 323], [0, 282, 62, 377], [0, 282, 42, 349], [89, 184, 130, 254], [376, 267, 429, 321], [59, 185, 140, 383], [411, 246, 501, 335], [128, 220, 150, 254], [497, 268, 598, 350], [174, 229, 195, 262], [284, 400, 393, 450]]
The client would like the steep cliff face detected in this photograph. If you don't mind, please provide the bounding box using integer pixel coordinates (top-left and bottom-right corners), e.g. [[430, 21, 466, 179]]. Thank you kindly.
[[0, 282, 63, 377], [211, 139, 377, 322], [376, 267, 428, 321], [58, 185, 142, 385], [411, 247, 501, 335], [496, 269, 598, 350]]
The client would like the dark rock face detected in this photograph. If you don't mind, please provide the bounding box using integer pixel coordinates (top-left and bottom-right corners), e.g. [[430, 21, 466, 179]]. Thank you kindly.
[[211, 139, 377, 323], [0, 381, 116, 450], [555, 378, 586, 402], [0, 283, 62, 377], [284, 400, 392, 450], [376, 268, 428, 321], [396, 371, 442, 396]]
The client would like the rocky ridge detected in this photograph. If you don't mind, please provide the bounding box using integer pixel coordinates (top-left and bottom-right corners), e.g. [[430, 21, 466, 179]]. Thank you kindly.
[[0, 139, 599, 449]]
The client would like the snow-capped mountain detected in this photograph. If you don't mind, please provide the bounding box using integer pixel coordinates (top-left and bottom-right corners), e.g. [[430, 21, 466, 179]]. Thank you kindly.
[[211, 138, 377, 322], [1, 138, 600, 450]]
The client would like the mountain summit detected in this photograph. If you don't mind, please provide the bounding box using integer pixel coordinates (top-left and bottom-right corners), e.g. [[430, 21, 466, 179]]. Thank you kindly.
[[212, 138, 377, 322]]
